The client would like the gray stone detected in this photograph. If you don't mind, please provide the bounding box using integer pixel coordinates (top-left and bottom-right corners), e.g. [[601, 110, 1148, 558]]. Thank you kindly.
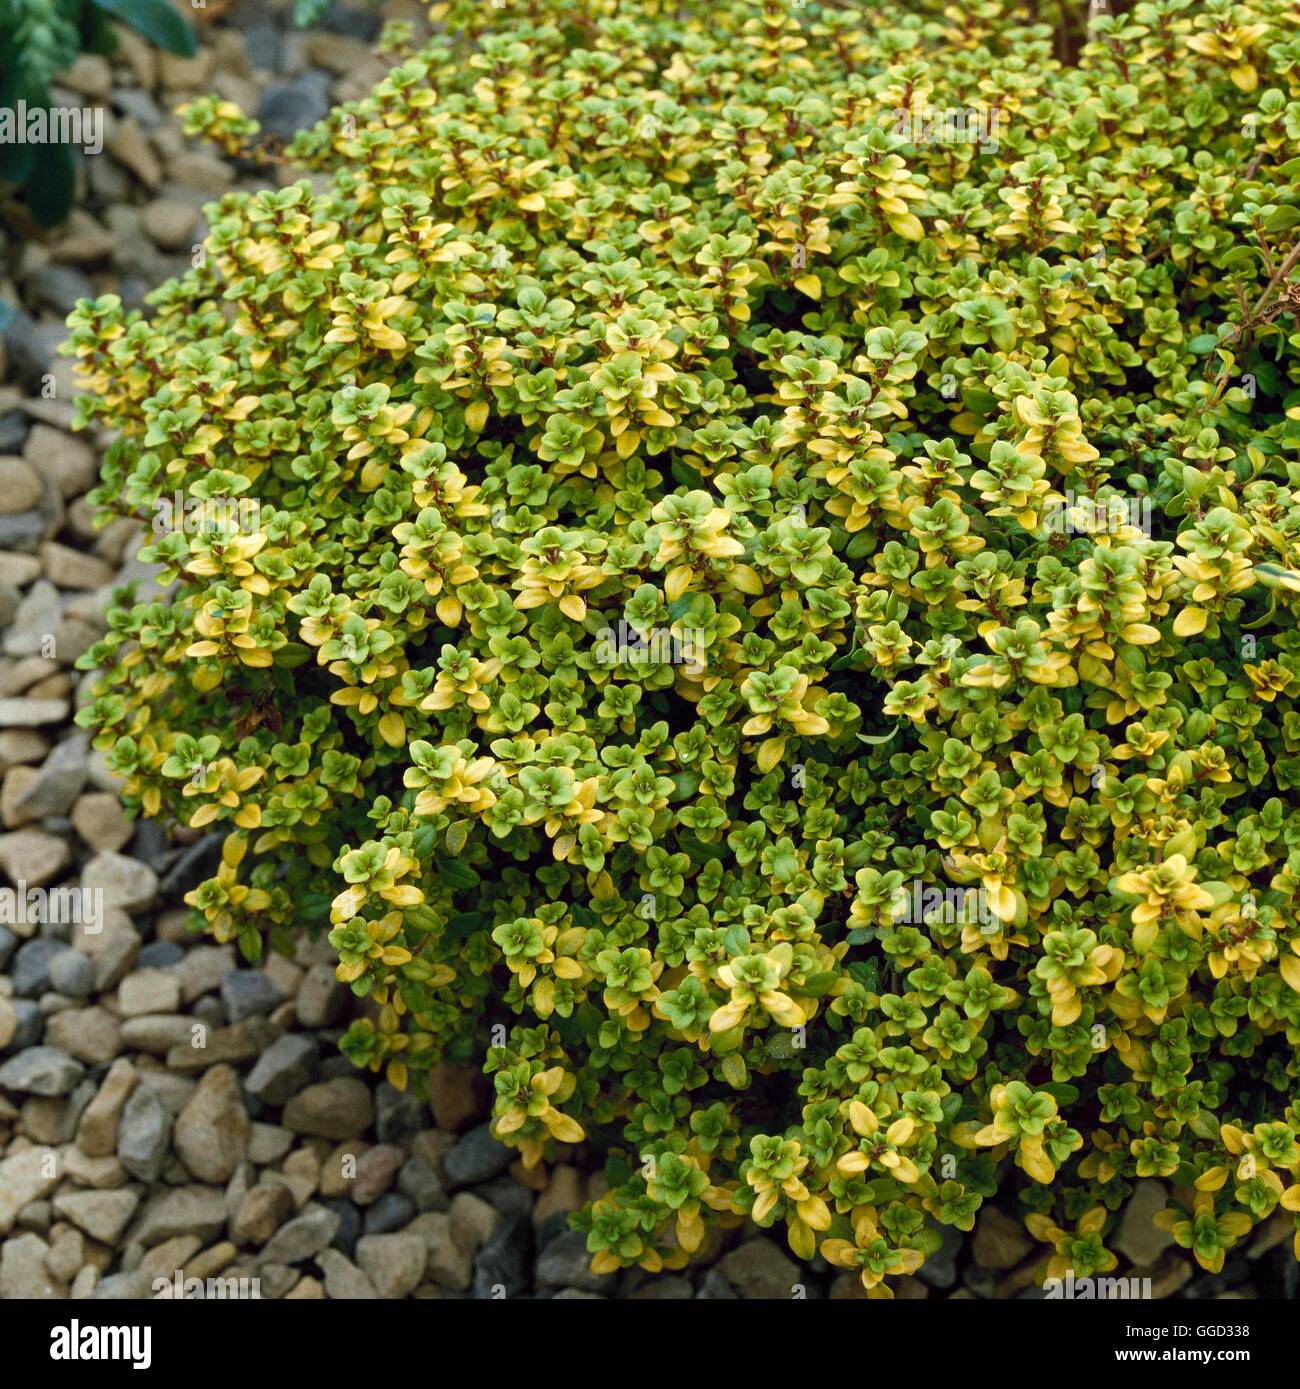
[[296, 962, 349, 1026], [1, 998, 42, 1054], [0, 457, 43, 514], [0, 828, 71, 886], [0, 1045, 83, 1095], [536, 1228, 609, 1293], [259, 1204, 340, 1265], [173, 1064, 250, 1183], [76, 1056, 136, 1155], [245, 1033, 319, 1107], [117, 1086, 171, 1181], [219, 968, 283, 1023], [52, 1187, 140, 1244], [158, 832, 223, 899], [0, 698, 68, 727], [0, 1146, 62, 1234], [47, 949, 94, 999], [443, 1123, 513, 1187], [356, 1232, 426, 1299], [282, 1078, 372, 1140], [717, 1238, 801, 1299], [6, 734, 87, 822], [471, 1210, 530, 1298], [81, 851, 158, 914], [398, 1155, 448, 1214], [131, 1186, 227, 1247], [13, 937, 65, 996], [915, 1218, 962, 1289], [0, 1231, 63, 1298], [256, 74, 331, 140], [231, 1182, 296, 1245], [1115, 1180, 1176, 1266], [375, 1081, 424, 1142], [118, 968, 181, 1016], [317, 1247, 376, 1299], [363, 1193, 415, 1235]]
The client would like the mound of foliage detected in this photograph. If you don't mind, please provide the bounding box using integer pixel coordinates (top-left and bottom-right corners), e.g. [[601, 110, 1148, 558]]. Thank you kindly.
[[68, 0, 1300, 1293], [0, 0, 195, 224]]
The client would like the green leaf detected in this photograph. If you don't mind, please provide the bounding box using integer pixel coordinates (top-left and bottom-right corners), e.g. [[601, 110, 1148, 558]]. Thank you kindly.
[[437, 856, 481, 890], [90, 0, 197, 57], [24, 141, 76, 227], [1187, 334, 1219, 355]]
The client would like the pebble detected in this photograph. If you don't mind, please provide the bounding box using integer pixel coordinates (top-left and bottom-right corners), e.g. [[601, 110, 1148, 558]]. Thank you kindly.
[[0, 1044, 84, 1095], [0, 698, 68, 728], [0, 1146, 62, 1233], [219, 968, 283, 1023], [0, 829, 71, 887], [116, 1086, 171, 1182], [257, 73, 331, 140], [118, 968, 181, 1017], [62, 1145, 128, 1189], [351, 1143, 404, 1204], [283, 1078, 372, 1140], [247, 1122, 293, 1166], [449, 1191, 499, 1253], [363, 1193, 415, 1235], [717, 1238, 801, 1300], [46, 1004, 120, 1065], [52, 1187, 139, 1244], [295, 962, 349, 1027], [142, 199, 199, 252], [471, 1210, 531, 1299], [356, 1232, 426, 1299], [232, 1181, 296, 1245], [972, 1205, 1034, 1270], [13, 938, 66, 997], [46, 950, 95, 1000], [69, 794, 132, 854], [259, 1204, 340, 1265], [173, 1064, 250, 1183], [1115, 1180, 1175, 1265], [443, 1123, 513, 1187], [82, 851, 158, 914], [374, 1081, 424, 1143], [76, 1057, 137, 1156], [7, 734, 88, 821], [0, 457, 43, 515], [0, 1231, 62, 1298], [132, 1186, 227, 1248], [397, 1155, 448, 1214], [26, 427, 98, 502], [172, 943, 234, 1003]]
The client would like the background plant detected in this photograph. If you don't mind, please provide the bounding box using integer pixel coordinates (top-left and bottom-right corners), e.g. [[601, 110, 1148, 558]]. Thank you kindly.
[[69, 0, 1300, 1293], [0, 0, 196, 224]]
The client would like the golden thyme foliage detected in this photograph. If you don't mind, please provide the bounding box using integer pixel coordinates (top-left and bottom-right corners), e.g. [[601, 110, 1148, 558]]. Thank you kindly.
[[67, 0, 1300, 1291]]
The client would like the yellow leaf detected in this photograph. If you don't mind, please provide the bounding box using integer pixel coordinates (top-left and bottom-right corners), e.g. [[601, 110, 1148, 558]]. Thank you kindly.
[[1173, 607, 1208, 637], [793, 274, 822, 300], [543, 1109, 585, 1144], [465, 399, 489, 433], [378, 712, 406, 747], [1279, 953, 1300, 994]]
